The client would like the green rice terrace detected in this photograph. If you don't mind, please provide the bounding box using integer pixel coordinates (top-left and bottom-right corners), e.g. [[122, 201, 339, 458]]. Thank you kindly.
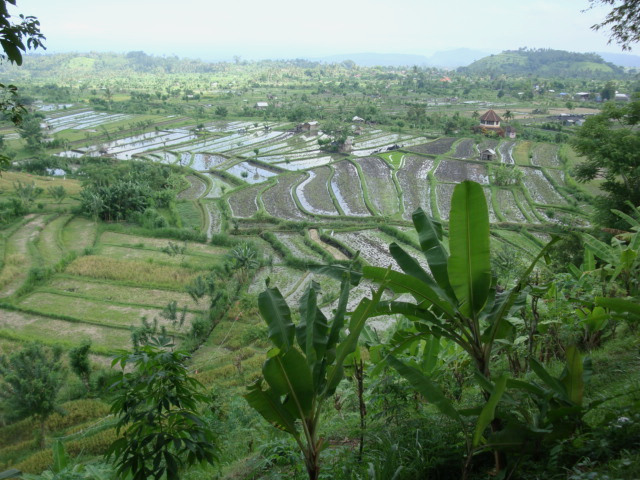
[[0, 86, 638, 480]]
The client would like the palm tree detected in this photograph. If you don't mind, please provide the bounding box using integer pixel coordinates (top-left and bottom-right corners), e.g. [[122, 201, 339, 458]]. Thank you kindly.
[[230, 243, 260, 281], [503, 110, 513, 122]]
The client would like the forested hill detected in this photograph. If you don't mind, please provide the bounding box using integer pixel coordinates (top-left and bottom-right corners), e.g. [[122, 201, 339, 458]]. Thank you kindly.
[[0, 51, 326, 78], [458, 48, 626, 78]]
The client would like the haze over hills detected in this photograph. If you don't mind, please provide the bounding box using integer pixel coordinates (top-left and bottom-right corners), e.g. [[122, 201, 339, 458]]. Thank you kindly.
[[316, 48, 495, 68], [316, 48, 640, 69]]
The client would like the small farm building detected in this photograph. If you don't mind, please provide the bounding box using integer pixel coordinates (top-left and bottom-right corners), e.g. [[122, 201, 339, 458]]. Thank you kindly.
[[255, 102, 269, 110], [505, 125, 516, 139], [481, 148, 496, 161]]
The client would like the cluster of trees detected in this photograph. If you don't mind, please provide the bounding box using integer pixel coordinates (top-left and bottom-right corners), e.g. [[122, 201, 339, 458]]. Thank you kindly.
[[78, 160, 185, 223]]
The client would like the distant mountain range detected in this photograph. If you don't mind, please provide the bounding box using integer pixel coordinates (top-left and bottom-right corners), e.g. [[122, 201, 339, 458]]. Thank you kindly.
[[315, 49, 640, 69], [316, 49, 494, 68]]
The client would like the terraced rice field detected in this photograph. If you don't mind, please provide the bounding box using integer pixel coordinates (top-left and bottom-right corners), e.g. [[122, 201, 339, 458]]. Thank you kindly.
[[408, 137, 457, 155], [355, 157, 400, 216], [273, 232, 325, 263], [495, 189, 527, 223], [453, 138, 476, 159], [435, 159, 489, 184], [296, 167, 339, 216], [330, 161, 370, 216], [521, 167, 566, 205], [262, 174, 309, 220], [498, 141, 516, 164], [397, 156, 434, 220], [228, 184, 262, 218], [530, 143, 560, 168]]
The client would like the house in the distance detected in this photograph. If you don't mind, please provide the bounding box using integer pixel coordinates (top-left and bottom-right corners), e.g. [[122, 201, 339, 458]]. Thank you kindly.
[[479, 110, 502, 129], [505, 125, 516, 139], [299, 121, 319, 132], [255, 101, 269, 110]]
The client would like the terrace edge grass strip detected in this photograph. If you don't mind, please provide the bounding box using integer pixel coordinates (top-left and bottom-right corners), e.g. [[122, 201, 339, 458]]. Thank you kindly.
[[0, 216, 30, 271], [260, 231, 321, 270], [489, 186, 507, 223], [318, 232, 357, 261], [284, 270, 311, 298], [519, 185, 550, 222], [289, 171, 317, 217], [255, 178, 278, 215], [0, 302, 154, 334], [520, 229, 545, 248], [349, 159, 377, 216], [490, 231, 538, 261], [54, 272, 191, 293], [36, 213, 69, 266], [302, 230, 339, 265], [389, 160, 406, 218], [99, 222, 207, 243], [0, 328, 112, 357], [193, 171, 213, 235], [378, 224, 421, 251], [513, 141, 532, 166], [428, 171, 441, 221], [208, 168, 247, 187], [325, 165, 345, 216], [511, 187, 536, 223], [32, 287, 202, 314], [540, 166, 577, 206], [192, 169, 213, 199]]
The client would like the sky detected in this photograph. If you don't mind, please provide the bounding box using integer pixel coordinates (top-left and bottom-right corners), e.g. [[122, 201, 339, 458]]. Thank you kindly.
[[13, 0, 629, 61]]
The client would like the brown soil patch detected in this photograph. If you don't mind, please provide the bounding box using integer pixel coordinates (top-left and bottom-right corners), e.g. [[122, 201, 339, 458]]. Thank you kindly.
[[309, 229, 348, 260]]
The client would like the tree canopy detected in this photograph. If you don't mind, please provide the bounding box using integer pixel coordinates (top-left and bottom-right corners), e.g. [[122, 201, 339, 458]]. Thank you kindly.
[[0, 0, 45, 170], [571, 99, 640, 227], [589, 0, 640, 49]]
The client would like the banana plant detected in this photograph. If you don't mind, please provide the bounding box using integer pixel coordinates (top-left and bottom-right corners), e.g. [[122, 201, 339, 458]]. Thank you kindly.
[[581, 204, 640, 296], [244, 273, 385, 480], [361, 180, 559, 473]]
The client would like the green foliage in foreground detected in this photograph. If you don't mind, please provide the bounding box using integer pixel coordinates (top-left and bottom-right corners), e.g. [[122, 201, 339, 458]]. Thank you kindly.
[[0, 343, 66, 448], [245, 272, 384, 480], [572, 100, 640, 228], [106, 345, 217, 480]]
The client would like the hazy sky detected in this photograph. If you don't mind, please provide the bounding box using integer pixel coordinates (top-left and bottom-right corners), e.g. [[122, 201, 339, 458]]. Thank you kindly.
[[14, 0, 627, 61]]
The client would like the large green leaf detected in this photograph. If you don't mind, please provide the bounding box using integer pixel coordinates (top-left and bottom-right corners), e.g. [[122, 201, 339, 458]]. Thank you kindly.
[[244, 380, 298, 435], [389, 242, 440, 292], [561, 346, 584, 406], [259, 287, 295, 352], [530, 357, 568, 401], [483, 237, 560, 347], [612, 208, 640, 228], [582, 233, 616, 265], [309, 264, 362, 286], [263, 348, 314, 418], [473, 375, 507, 447], [584, 248, 596, 271], [447, 181, 491, 317], [327, 273, 350, 352], [596, 296, 640, 317], [297, 281, 329, 367], [324, 284, 385, 396], [412, 208, 451, 292], [387, 356, 463, 425], [363, 266, 455, 318]]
